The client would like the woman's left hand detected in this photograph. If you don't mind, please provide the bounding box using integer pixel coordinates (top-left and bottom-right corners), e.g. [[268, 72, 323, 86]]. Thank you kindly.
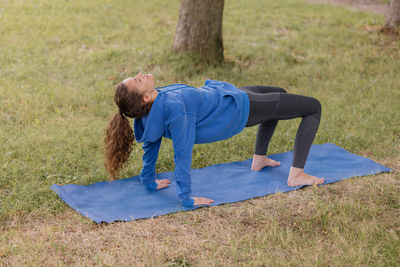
[[155, 179, 171, 189]]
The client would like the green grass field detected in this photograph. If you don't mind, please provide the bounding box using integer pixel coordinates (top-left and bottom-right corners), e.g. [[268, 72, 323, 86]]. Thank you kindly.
[[1, 0, 399, 265]]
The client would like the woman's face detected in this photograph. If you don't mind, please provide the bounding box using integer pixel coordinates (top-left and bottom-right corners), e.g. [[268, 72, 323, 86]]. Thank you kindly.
[[123, 73, 155, 102]]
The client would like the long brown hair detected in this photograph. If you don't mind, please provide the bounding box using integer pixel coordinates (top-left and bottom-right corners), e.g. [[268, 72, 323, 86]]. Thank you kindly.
[[103, 82, 153, 179]]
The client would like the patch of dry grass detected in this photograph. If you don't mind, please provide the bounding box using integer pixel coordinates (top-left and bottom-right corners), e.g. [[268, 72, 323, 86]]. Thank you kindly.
[[1, 166, 398, 266]]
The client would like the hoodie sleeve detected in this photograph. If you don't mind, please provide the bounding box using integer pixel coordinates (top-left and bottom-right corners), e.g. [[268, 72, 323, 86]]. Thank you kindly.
[[168, 113, 196, 207], [140, 138, 162, 190]]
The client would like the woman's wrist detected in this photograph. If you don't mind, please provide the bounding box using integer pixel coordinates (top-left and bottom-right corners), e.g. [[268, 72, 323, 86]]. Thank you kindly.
[[144, 181, 158, 190]]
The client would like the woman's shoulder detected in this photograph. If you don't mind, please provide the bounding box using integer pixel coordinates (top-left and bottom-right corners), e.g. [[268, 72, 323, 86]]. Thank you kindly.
[[162, 88, 201, 120], [156, 83, 186, 90]]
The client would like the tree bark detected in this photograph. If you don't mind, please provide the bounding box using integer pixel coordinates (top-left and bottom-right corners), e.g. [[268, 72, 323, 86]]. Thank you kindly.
[[173, 0, 224, 63], [381, 0, 400, 33]]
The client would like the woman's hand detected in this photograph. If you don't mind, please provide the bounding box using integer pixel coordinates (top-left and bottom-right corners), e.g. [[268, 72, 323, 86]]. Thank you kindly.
[[192, 197, 214, 206], [156, 179, 171, 189]]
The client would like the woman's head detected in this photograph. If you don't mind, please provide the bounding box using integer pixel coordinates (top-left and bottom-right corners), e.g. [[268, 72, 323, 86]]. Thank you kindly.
[[123, 73, 156, 103], [115, 73, 157, 118], [103, 72, 157, 179]]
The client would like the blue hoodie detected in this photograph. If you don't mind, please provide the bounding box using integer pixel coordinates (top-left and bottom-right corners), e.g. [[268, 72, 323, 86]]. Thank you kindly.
[[133, 79, 250, 207]]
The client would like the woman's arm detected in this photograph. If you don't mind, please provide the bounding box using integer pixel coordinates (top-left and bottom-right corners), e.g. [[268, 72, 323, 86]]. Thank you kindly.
[[140, 138, 170, 189], [168, 113, 215, 207], [168, 114, 196, 205]]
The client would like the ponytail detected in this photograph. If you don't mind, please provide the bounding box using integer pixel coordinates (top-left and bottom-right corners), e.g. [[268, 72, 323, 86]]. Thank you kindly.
[[103, 112, 134, 179], [103, 81, 153, 179]]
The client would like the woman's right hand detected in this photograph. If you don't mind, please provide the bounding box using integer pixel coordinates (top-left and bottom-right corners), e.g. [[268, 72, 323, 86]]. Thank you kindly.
[[192, 197, 214, 206]]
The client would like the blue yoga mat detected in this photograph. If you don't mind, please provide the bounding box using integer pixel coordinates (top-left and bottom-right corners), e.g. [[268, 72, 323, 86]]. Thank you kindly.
[[51, 143, 391, 223]]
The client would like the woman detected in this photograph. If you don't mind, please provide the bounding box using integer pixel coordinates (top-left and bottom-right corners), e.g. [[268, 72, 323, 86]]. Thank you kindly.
[[104, 73, 324, 207]]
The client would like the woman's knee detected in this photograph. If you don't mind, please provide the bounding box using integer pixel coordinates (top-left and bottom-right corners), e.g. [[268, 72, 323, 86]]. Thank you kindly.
[[311, 97, 322, 116], [299, 96, 321, 118], [279, 87, 287, 93]]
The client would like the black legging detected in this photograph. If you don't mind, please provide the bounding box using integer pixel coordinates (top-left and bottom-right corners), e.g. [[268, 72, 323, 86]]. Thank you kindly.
[[238, 86, 321, 169]]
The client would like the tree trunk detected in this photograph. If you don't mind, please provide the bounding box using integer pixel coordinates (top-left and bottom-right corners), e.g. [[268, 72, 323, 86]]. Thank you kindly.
[[173, 0, 224, 63], [381, 0, 400, 34]]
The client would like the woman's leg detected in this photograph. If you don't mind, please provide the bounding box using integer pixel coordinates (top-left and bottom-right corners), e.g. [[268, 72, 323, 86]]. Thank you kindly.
[[272, 93, 323, 186], [241, 87, 324, 186], [239, 86, 287, 170], [239, 86, 287, 154], [273, 93, 321, 169]]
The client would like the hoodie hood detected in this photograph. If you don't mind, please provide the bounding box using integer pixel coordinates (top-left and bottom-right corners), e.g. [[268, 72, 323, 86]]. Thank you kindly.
[[134, 88, 164, 143], [134, 84, 187, 143]]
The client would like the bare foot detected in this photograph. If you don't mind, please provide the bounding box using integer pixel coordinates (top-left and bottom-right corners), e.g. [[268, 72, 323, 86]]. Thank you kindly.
[[192, 197, 214, 206], [251, 155, 281, 171], [287, 167, 324, 187]]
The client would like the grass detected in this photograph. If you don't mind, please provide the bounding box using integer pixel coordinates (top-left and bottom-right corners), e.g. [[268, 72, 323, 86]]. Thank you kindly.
[[0, 0, 399, 265]]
